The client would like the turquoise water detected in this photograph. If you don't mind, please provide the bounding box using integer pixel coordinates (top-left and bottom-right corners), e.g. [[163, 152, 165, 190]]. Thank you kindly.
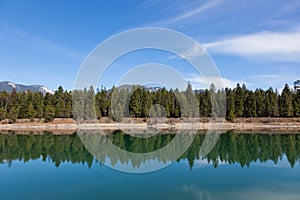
[[0, 131, 300, 200]]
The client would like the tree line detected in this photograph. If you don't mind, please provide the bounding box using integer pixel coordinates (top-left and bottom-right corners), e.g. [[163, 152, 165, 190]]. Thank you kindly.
[[0, 83, 299, 123], [0, 86, 72, 122], [1, 131, 299, 169]]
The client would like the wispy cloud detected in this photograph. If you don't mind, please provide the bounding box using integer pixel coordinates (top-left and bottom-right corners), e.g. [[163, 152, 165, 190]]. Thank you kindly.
[[168, 0, 221, 24], [274, 1, 300, 18], [250, 73, 281, 79], [0, 23, 84, 60], [203, 30, 300, 62], [175, 184, 300, 200], [144, 0, 222, 26], [173, 184, 213, 200], [188, 74, 248, 89]]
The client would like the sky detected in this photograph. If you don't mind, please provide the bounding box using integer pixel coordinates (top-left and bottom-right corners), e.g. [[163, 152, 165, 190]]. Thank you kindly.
[[0, 0, 300, 91]]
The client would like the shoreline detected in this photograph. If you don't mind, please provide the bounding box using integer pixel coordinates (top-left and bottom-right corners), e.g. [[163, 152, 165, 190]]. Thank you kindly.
[[0, 118, 300, 133]]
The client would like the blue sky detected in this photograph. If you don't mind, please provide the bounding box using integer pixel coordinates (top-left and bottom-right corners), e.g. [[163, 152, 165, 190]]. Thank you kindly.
[[0, 0, 300, 91]]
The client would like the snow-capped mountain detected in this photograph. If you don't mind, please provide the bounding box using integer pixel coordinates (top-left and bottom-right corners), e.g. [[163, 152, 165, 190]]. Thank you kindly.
[[108, 84, 163, 93], [0, 81, 54, 94]]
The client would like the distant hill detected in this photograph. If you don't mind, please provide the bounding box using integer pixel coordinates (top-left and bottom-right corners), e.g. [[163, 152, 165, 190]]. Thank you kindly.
[[0, 81, 54, 94]]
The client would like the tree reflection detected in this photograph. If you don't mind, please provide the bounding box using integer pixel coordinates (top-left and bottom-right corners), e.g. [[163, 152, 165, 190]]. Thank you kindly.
[[0, 131, 299, 169]]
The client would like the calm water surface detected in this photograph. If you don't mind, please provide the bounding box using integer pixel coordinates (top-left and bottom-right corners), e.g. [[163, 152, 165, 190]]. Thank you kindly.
[[0, 130, 300, 200]]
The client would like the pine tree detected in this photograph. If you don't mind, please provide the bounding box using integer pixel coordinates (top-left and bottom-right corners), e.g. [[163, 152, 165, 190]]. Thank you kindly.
[[84, 86, 96, 120], [173, 88, 181, 117], [129, 86, 143, 118], [255, 89, 266, 117], [18, 92, 28, 119], [44, 105, 55, 122], [113, 103, 124, 122], [265, 87, 279, 117], [226, 88, 236, 121], [28, 102, 37, 121], [111, 87, 126, 122], [185, 82, 198, 118], [293, 90, 300, 117], [280, 84, 293, 117], [234, 83, 244, 117], [0, 106, 6, 121], [8, 107, 18, 123], [141, 89, 151, 118], [244, 91, 257, 117], [34, 93, 44, 119]]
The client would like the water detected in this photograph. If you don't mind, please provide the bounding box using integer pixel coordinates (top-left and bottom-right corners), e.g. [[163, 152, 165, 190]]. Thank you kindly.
[[0, 131, 300, 200]]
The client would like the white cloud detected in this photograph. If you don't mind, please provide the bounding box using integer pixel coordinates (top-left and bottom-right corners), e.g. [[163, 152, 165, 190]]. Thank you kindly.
[[187, 72, 297, 91], [203, 31, 300, 62], [248, 73, 299, 92], [188, 74, 248, 89], [165, 44, 205, 60]]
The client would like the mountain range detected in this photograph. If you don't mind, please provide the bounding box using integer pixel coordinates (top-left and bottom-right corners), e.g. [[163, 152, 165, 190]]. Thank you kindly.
[[111, 84, 162, 92], [0, 81, 54, 94], [0, 81, 204, 95]]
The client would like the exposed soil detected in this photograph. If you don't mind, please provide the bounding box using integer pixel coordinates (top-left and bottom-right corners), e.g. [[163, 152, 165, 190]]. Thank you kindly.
[[0, 117, 300, 134]]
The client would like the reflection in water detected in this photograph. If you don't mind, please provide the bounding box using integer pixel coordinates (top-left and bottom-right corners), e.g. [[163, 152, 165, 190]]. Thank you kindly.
[[78, 130, 197, 172], [0, 130, 299, 169]]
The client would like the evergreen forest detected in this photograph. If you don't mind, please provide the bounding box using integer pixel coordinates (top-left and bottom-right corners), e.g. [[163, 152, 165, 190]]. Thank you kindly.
[[0, 82, 299, 123]]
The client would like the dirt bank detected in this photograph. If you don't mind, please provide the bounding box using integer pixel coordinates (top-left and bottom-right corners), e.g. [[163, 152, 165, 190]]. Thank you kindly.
[[0, 118, 300, 134]]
